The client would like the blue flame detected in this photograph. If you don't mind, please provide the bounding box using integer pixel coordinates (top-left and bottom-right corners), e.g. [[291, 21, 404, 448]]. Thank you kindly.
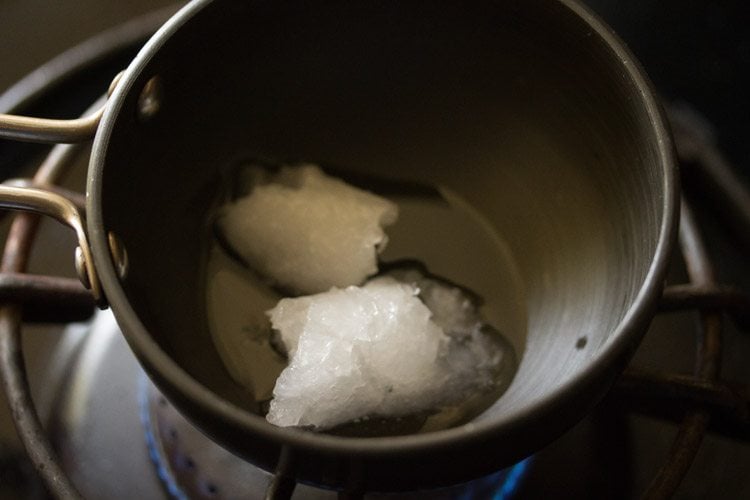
[[454, 456, 533, 500], [493, 457, 533, 500], [138, 373, 188, 500]]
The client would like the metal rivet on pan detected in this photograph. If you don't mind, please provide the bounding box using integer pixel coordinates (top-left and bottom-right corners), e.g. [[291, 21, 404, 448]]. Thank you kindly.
[[108, 71, 124, 96], [108, 231, 129, 280], [137, 75, 163, 121]]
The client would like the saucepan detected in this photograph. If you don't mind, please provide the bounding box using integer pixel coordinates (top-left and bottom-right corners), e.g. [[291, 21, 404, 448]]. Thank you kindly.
[[0, 0, 677, 492]]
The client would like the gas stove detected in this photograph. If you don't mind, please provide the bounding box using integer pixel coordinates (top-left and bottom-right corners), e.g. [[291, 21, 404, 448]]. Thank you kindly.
[[1, 2, 749, 498]]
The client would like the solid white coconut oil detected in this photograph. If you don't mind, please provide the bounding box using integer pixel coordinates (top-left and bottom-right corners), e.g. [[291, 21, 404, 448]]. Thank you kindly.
[[204, 166, 527, 435]]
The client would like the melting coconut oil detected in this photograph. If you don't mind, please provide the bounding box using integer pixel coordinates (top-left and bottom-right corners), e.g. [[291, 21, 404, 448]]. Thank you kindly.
[[204, 164, 527, 436]]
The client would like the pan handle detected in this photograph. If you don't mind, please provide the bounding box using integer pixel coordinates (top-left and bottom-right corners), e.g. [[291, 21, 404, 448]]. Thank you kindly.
[[0, 183, 105, 307], [0, 72, 121, 143], [0, 107, 105, 143]]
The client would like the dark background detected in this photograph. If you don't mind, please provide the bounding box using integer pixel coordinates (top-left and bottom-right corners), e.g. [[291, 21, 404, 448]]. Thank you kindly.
[[587, 0, 749, 182]]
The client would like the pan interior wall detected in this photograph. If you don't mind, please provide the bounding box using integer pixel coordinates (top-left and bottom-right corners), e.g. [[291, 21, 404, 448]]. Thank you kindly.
[[100, 0, 668, 419]]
